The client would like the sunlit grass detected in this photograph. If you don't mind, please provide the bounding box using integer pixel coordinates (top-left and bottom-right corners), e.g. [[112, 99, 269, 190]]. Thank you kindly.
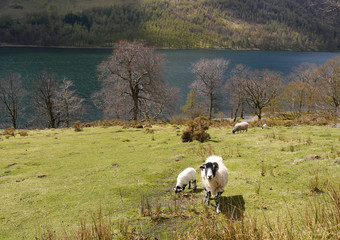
[[0, 124, 339, 239]]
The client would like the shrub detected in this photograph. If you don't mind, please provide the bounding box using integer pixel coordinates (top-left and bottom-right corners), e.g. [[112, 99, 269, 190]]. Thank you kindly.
[[73, 121, 83, 132], [181, 116, 210, 143], [19, 130, 28, 136], [4, 127, 15, 136]]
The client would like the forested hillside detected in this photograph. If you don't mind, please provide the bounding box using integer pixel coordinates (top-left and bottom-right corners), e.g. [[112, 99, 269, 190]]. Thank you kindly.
[[0, 0, 339, 50]]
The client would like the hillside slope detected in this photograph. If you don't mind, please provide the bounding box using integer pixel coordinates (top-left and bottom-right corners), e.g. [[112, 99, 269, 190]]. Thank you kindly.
[[0, 0, 339, 50]]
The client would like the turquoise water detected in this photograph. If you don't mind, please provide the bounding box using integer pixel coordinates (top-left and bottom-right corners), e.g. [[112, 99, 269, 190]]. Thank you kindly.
[[0, 47, 339, 124]]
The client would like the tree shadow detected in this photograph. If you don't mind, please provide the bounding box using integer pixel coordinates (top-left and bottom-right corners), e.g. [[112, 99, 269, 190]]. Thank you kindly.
[[219, 195, 245, 220]]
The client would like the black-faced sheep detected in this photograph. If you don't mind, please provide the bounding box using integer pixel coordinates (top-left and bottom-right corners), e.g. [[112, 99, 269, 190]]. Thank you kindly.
[[200, 156, 229, 213], [232, 121, 249, 134], [174, 167, 197, 193]]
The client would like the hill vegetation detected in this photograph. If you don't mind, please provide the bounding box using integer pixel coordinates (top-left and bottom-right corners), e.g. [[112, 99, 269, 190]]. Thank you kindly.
[[0, 0, 339, 50], [0, 121, 339, 239]]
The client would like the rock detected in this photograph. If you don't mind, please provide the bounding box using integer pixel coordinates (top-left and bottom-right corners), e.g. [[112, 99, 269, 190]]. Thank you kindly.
[[293, 159, 305, 165], [174, 156, 185, 162]]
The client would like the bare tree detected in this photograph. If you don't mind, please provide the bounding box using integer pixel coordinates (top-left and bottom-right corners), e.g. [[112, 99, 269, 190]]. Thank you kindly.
[[97, 40, 179, 121], [139, 82, 180, 120], [0, 72, 27, 128], [225, 64, 249, 122], [191, 58, 230, 120], [92, 82, 131, 120], [316, 56, 340, 116], [241, 68, 283, 119], [283, 63, 319, 115], [55, 79, 85, 127], [31, 72, 61, 128]]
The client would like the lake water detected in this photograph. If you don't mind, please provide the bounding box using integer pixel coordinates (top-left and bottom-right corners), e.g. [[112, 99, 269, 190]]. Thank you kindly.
[[0, 47, 339, 125]]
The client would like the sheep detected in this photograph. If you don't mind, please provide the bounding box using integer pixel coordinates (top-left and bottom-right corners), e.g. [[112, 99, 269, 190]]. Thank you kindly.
[[174, 167, 197, 193], [200, 155, 229, 213], [232, 121, 249, 134], [262, 123, 267, 129]]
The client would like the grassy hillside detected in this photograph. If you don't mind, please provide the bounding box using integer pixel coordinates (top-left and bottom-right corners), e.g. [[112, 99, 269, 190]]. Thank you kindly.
[[0, 0, 339, 50], [0, 123, 339, 239]]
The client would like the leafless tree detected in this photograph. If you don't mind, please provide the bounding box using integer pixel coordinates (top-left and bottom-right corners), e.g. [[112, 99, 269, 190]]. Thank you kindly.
[[92, 81, 131, 120], [31, 72, 61, 128], [55, 79, 85, 127], [97, 40, 179, 121], [316, 56, 340, 116], [225, 64, 249, 122], [191, 58, 230, 120], [240, 68, 283, 119], [283, 62, 319, 115], [0, 72, 27, 128]]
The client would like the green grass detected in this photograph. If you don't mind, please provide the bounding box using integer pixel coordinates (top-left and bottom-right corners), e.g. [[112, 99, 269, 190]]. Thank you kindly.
[[0, 124, 339, 239]]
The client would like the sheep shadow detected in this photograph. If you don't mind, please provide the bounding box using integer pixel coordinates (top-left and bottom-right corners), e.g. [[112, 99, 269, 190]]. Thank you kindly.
[[219, 195, 245, 220], [191, 188, 204, 193]]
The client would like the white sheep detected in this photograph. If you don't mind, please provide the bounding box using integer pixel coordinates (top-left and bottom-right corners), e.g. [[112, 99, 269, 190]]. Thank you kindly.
[[232, 121, 249, 134], [174, 167, 197, 193], [262, 123, 267, 129], [200, 155, 229, 213]]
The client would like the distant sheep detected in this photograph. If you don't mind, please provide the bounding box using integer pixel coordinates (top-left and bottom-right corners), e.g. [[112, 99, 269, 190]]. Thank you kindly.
[[232, 121, 249, 134], [200, 156, 229, 213], [174, 167, 197, 193], [262, 123, 267, 129]]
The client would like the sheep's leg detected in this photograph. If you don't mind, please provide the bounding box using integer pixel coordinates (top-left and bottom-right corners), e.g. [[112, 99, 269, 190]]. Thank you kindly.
[[188, 181, 191, 189], [205, 190, 211, 205], [182, 184, 187, 191], [216, 191, 223, 213], [193, 180, 197, 190]]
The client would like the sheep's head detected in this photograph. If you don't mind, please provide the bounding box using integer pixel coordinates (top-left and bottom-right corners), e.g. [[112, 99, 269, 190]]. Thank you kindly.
[[200, 162, 219, 180], [232, 129, 236, 134], [174, 185, 184, 193]]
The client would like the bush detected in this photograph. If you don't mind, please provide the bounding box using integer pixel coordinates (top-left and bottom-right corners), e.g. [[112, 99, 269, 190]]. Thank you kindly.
[[19, 130, 28, 136], [181, 116, 210, 143], [73, 121, 83, 132], [4, 127, 15, 136]]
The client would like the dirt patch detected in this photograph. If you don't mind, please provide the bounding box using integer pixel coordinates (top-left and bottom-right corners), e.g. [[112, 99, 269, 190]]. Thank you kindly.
[[304, 154, 323, 160]]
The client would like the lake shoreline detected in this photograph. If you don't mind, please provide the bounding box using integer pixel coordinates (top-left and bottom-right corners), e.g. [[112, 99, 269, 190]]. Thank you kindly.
[[3, 43, 335, 52]]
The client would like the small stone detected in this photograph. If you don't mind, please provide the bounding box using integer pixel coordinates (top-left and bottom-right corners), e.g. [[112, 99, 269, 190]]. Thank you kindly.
[[293, 159, 305, 164]]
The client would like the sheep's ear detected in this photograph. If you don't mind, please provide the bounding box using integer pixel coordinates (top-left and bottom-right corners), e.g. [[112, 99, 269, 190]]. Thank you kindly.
[[200, 164, 206, 170], [213, 162, 219, 169]]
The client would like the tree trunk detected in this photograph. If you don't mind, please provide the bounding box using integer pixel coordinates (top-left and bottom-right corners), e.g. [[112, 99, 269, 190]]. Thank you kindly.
[[11, 116, 16, 129], [209, 93, 213, 120], [257, 108, 262, 119], [132, 93, 139, 121], [240, 101, 244, 119], [233, 103, 239, 122]]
